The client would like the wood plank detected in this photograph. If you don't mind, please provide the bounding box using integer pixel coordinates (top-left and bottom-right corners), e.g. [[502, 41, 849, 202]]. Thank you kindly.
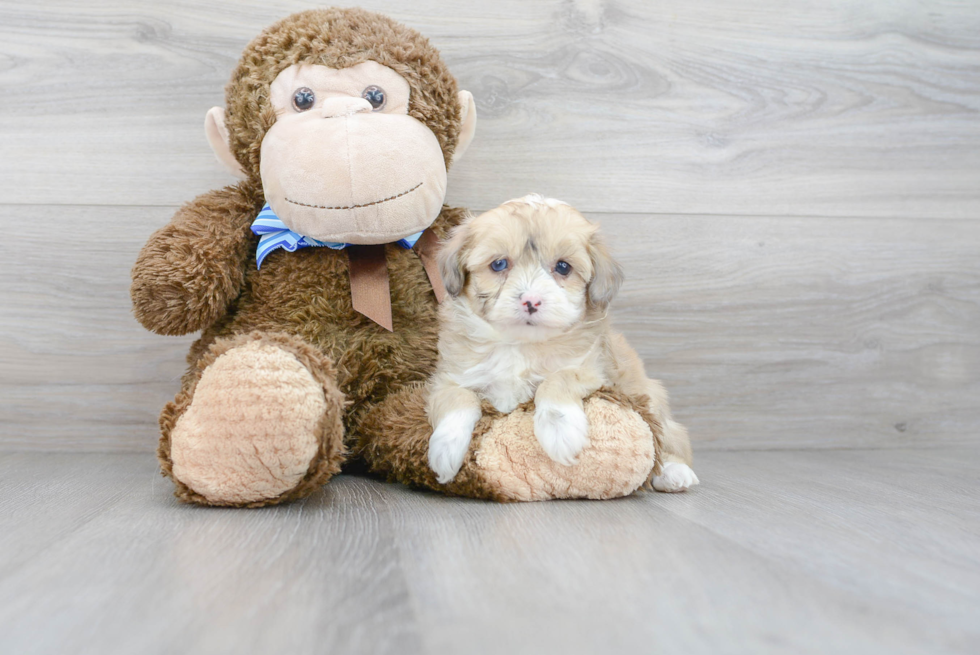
[[0, 0, 978, 217], [2, 205, 978, 451], [601, 212, 980, 449], [0, 452, 152, 579], [0, 453, 426, 655], [383, 447, 980, 654], [0, 205, 194, 450], [0, 449, 977, 654], [658, 448, 980, 633]]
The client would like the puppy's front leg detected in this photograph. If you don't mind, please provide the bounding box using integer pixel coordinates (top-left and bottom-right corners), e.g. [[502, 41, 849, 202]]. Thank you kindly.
[[427, 379, 483, 483], [533, 368, 603, 465]]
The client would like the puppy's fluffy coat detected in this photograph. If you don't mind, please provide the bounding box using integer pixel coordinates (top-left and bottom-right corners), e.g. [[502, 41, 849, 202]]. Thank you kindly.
[[426, 195, 698, 492]]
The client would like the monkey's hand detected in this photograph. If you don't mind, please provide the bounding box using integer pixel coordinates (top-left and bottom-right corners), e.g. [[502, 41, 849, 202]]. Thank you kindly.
[[131, 184, 258, 336]]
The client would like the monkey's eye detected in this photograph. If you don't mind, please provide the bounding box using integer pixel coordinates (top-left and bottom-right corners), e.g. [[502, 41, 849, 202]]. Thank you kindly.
[[490, 258, 509, 273], [292, 87, 316, 111], [361, 85, 387, 111], [554, 260, 572, 276]]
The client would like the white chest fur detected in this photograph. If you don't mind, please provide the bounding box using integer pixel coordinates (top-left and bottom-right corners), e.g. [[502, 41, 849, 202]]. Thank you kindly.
[[449, 336, 607, 414], [450, 343, 543, 414]]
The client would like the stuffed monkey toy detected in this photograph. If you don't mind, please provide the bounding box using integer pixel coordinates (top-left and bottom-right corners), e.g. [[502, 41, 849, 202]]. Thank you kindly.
[[131, 7, 661, 507]]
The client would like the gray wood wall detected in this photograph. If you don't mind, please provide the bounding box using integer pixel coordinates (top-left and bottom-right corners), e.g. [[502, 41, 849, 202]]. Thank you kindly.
[[1, 0, 978, 452]]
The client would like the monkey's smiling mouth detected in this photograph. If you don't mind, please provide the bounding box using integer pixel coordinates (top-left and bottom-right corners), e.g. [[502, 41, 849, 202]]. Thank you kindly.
[[285, 181, 423, 210]]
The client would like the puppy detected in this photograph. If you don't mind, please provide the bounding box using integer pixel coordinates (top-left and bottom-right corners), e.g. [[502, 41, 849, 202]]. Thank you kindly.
[[426, 194, 698, 492]]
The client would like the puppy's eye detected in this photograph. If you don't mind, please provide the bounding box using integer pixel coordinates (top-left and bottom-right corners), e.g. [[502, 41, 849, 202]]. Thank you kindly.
[[554, 260, 572, 276], [292, 87, 316, 111], [490, 258, 509, 272], [361, 85, 387, 111]]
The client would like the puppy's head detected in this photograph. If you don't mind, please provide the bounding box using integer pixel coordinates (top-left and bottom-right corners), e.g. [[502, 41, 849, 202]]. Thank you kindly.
[[439, 194, 623, 339]]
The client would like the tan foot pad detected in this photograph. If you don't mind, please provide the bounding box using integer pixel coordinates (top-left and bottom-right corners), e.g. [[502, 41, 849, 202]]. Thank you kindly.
[[475, 395, 656, 501], [170, 341, 327, 504]]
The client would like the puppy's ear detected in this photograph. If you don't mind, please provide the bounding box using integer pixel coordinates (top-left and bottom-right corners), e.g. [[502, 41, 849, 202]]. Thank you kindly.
[[587, 232, 624, 309], [438, 223, 469, 297]]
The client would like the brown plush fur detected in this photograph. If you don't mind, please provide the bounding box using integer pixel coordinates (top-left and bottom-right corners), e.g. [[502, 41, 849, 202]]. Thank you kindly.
[[146, 195, 469, 494], [133, 8, 657, 506], [131, 180, 263, 336]]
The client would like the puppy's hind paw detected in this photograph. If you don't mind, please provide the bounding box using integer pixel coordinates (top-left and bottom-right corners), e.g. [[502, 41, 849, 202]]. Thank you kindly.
[[533, 400, 590, 466], [652, 462, 700, 493], [428, 408, 481, 484]]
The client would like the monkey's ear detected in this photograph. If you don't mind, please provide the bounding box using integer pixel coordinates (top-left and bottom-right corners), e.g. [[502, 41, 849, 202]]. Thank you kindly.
[[205, 107, 248, 179], [437, 222, 470, 297], [451, 91, 477, 166]]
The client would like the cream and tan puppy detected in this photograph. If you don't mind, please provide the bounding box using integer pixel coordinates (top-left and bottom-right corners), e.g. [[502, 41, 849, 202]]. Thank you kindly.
[[426, 194, 698, 492]]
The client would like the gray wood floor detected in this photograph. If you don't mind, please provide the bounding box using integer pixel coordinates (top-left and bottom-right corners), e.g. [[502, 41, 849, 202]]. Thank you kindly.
[[0, 448, 977, 655]]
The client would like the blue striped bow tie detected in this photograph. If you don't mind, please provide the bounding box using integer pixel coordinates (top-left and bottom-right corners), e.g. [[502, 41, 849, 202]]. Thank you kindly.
[[250, 204, 423, 268]]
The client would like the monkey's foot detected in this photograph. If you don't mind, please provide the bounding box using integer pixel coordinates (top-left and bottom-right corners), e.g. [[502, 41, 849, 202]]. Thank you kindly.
[[160, 333, 346, 507], [359, 386, 659, 502]]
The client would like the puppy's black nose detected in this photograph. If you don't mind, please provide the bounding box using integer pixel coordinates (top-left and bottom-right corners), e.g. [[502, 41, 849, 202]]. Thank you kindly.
[[524, 301, 538, 314]]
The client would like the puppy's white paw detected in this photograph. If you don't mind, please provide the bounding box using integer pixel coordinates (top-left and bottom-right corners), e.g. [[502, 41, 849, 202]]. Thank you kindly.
[[428, 408, 481, 484], [652, 462, 700, 493], [534, 400, 590, 466]]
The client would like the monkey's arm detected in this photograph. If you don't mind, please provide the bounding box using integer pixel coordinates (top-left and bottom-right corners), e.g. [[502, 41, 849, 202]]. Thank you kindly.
[[131, 184, 260, 336]]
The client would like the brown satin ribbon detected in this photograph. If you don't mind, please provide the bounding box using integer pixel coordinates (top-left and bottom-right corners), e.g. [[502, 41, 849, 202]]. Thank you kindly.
[[413, 228, 447, 303], [347, 244, 392, 331], [346, 229, 445, 332]]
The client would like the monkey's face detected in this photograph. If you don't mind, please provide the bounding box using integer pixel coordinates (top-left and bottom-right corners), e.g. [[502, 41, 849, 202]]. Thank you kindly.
[[258, 61, 448, 244]]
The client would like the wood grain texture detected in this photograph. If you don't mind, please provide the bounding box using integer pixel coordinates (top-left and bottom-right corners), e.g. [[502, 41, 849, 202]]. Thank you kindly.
[[2, 205, 977, 451], [0, 0, 978, 452], [0, 206, 194, 451], [603, 212, 980, 449], [0, 0, 978, 216], [0, 453, 424, 655], [0, 449, 977, 654]]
